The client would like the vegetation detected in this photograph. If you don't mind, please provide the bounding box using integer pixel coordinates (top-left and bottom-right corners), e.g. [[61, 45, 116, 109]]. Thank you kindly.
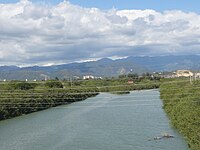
[[0, 82, 98, 121], [160, 80, 200, 150], [0, 75, 160, 121], [44, 80, 64, 88], [62, 72, 161, 92], [7, 81, 38, 90], [111, 91, 130, 95]]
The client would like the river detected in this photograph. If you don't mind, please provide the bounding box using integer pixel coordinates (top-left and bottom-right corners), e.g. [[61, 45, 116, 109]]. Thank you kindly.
[[0, 90, 189, 150]]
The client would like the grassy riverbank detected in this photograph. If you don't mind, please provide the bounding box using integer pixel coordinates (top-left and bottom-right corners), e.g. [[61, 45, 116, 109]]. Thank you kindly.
[[0, 81, 98, 121], [0, 78, 160, 121], [160, 80, 200, 150], [0, 89, 98, 121]]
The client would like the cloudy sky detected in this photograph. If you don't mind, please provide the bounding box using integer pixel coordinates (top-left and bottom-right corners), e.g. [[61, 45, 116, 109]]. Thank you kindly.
[[1, 0, 200, 66]]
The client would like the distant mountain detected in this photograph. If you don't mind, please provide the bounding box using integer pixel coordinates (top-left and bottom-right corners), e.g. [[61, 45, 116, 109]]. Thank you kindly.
[[0, 66, 20, 71], [0, 55, 200, 80], [126, 55, 200, 71]]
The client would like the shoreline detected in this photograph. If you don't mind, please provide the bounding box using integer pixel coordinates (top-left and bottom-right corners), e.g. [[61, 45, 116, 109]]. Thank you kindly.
[[0, 91, 99, 121]]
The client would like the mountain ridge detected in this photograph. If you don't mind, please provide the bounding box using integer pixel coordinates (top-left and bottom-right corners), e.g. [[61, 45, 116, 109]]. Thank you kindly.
[[0, 55, 200, 80]]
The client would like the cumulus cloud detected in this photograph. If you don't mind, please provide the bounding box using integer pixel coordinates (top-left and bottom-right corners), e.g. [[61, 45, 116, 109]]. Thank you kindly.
[[0, 0, 200, 66]]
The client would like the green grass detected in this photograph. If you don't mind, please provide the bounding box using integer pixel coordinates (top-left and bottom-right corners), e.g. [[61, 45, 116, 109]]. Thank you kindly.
[[160, 80, 200, 150], [0, 79, 160, 121]]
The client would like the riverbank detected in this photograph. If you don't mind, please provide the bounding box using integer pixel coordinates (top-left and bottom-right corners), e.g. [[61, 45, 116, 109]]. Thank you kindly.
[[160, 81, 200, 150], [0, 89, 98, 121], [111, 91, 130, 95], [0, 80, 160, 121]]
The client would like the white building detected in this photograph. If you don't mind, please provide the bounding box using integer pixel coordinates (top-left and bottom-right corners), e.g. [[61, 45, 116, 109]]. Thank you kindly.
[[175, 70, 194, 77], [83, 75, 94, 80]]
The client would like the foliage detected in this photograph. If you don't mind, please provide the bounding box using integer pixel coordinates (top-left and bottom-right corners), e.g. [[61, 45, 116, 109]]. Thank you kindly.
[[0, 78, 160, 121], [111, 91, 130, 95], [160, 80, 200, 150], [0, 88, 98, 121], [45, 80, 63, 88], [15, 82, 37, 90], [6, 81, 38, 90]]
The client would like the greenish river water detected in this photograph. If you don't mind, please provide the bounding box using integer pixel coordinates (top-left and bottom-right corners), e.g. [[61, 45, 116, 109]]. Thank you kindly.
[[0, 90, 189, 150]]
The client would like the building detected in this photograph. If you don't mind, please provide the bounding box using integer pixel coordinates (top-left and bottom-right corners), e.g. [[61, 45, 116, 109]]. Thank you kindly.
[[175, 70, 193, 77], [127, 80, 134, 84], [195, 73, 200, 78], [83, 75, 94, 80]]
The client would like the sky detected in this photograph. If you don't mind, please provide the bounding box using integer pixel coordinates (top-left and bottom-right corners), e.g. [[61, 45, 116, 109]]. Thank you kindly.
[[0, 0, 200, 66], [2, 0, 200, 13]]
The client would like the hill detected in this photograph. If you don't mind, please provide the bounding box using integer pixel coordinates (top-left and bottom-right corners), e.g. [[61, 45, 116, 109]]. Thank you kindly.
[[0, 55, 200, 80]]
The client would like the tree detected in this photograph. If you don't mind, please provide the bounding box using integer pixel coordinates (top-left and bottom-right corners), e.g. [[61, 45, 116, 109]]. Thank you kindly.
[[55, 77, 59, 81], [119, 75, 127, 79], [45, 80, 63, 88], [127, 73, 138, 79], [8, 82, 37, 90]]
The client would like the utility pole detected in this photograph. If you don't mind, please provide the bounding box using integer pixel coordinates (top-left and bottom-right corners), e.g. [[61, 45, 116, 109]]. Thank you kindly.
[[70, 77, 73, 87], [189, 75, 193, 85]]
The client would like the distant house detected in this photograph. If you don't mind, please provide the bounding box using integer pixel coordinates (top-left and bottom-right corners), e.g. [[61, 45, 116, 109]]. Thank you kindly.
[[95, 76, 103, 79], [194, 73, 200, 78], [176, 70, 193, 77], [160, 72, 177, 78], [127, 80, 134, 84], [83, 75, 94, 80]]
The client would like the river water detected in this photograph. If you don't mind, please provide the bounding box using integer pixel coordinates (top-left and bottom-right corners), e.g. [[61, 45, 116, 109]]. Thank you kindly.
[[0, 90, 189, 150]]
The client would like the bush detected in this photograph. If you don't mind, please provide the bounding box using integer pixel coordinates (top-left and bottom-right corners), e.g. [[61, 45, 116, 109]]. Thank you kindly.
[[160, 80, 200, 150], [16, 82, 37, 90], [7, 82, 37, 90], [45, 80, 63, 88]]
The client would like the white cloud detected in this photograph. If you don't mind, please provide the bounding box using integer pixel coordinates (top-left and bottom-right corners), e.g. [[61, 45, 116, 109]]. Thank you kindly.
[[0, 1, 200, 66]]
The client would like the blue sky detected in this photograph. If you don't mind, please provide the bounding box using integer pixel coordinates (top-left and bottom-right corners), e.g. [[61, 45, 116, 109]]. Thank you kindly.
[[1, 0, 200, 13]]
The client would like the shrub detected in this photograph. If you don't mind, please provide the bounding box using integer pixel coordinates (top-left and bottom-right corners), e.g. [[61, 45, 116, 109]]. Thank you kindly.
[[45, 80, 63, 88]]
